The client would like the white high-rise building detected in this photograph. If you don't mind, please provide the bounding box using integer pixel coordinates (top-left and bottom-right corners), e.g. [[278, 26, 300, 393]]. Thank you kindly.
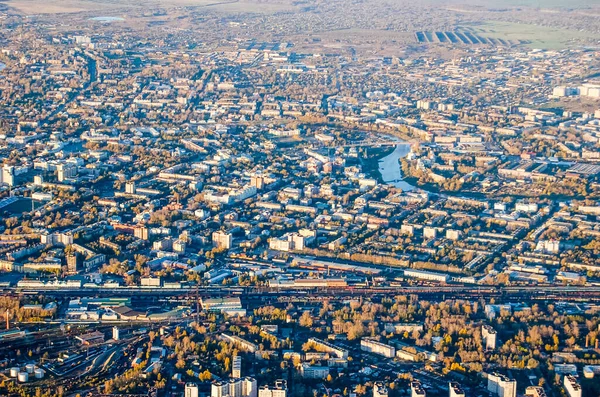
[[112, 326, 120, 341], [482, 325, 497, 350], [57, 163, 77, 182], [229, 378, 243, 397], [563, 375, 582, 397], [1, 165, 15, 186], [449, 382, 465, 397], [212, 381, 229, 397], [488, 373, 516, 397], [125, 181, 136, 194], [243, 377, 257, 397], [212, 230, 232, 249], [411, 381, 426, 397], [211, 377, 257, 397], [232, 355, 242, 378], [185, 383, 199, 397]]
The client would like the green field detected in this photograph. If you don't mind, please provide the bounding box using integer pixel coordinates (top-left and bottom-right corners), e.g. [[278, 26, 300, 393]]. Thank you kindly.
[[443, 0, 599, 8], [464, 21, 597, 50]]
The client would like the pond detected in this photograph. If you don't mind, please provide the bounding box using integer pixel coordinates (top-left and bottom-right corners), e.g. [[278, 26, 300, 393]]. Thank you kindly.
[[88, 16, 125, 22]]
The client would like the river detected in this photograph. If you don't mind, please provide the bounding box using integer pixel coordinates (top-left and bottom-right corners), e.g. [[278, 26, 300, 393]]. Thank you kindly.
[[378, 143, 415, 191]]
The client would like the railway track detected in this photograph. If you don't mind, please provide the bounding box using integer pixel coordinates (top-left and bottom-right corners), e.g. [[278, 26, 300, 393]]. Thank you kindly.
[[6, 285, 600, 302]]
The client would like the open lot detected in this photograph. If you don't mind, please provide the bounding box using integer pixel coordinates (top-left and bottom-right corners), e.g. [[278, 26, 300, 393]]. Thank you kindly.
[[2, 0, 296, 14], [443, 0, 600, 8], [476, 0, 599, 7], [3, 0, 129, 14], [4, 0, 600, 15]]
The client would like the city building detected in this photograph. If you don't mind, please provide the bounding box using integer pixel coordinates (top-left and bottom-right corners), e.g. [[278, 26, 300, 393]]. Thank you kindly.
[[125, 182, 136, 194], [211, 377, 257, 397], [57, 163, 77, 182], [563, 375, 582, 397], [213, 230, 233, 249], [232, 355, 242, 378], [3, 7, 600, 396], [449, 382, 465, 397], [411, 381, 426, 397], [66, 254, 80, 274], [134, 226, 149, 240], [258, 380, 287, 397], [403, 269, 449, 282], [1, 165, 15, 186], [185, 383, 199, 397], [482, 325, 497, 350], [220, 333, 258, 353], [299, 363, 329, 379], [488, 373, 516, 397], [212, 381, 229, 397], [201, 297, 245, 316], [525, 386, 547, 397], [361, 338, 396, 358], [583, 365, 600, 378], [307, 337, 348, 359]]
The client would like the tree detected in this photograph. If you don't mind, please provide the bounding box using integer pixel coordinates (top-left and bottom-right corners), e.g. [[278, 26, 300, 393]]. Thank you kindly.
[[347, 321, 365, 340], [104, 380, 114, 394], [355, 384, 367, 395], [199, 369, 212, 381], [299, 311, 313, 328]]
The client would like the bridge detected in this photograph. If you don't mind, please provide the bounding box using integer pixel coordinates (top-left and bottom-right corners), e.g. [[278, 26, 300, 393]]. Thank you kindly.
[[299, 139, 413, 151], [335, 139, 404, 148]]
